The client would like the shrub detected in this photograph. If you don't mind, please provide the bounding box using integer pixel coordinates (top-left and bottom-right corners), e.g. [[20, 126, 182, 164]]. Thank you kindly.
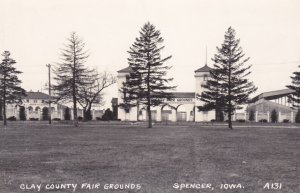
[[7, 116, 17, 121], [219, 111, 224, 122], [19, 106, 26, 121], [216, 111, 224, 122], [96, 117, 102, 121], [64, 107, 71, 120], [52, 118, 61, 121], [42, 107, 49, 120], [283, 119, 289, 123], [29, 118, 39, 121], [102, 108, 114, 121], [210, 119, 216, 122], [77, 116, 83, 121], [84, 110, 93, 121], [271, 109, 278, 123], [249, 110, 255, 121], [236, 119, 246, 123], [259, 119, 267, 123]]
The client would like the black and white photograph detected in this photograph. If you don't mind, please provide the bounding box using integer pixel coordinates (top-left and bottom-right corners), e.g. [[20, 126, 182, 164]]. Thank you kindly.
[[0, 0, 299, 192]]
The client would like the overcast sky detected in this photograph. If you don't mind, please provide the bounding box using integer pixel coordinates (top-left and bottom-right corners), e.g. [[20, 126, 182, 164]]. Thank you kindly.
[[1, 0, 300, 108]]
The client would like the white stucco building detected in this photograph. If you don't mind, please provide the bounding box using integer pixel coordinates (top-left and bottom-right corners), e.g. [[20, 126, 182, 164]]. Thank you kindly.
[[117, 64, 216, 122], [247, 89, 297, 122], [5, 91, 104, 120]]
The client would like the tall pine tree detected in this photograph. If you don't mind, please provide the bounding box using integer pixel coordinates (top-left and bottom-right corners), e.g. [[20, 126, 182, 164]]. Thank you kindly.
[[286, 65, 300, 122], [53, 32, 93, 127], [0, 51, 26, 126], [121, 22, 175, 128], [198, 27, 257, 129]]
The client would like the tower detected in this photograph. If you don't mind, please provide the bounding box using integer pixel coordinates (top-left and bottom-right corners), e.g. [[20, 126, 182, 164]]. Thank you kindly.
[[117, 66, 132, 121], [194, 64, 215, 121], [117, 66, 138, 121]]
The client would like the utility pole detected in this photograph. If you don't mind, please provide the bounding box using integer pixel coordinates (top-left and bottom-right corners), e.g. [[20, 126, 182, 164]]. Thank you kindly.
[[46, 64, 51, 124]]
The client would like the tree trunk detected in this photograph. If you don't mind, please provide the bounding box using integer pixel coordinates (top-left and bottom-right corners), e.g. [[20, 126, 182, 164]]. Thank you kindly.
[[228, 111, 232, 129], [83, 105, 92, 121], [228, 102, 233, 129], [3, 96, 6, 126], [73, 98, 78, 126], [228, 47, 233, 129], [147, 105, 152, 128], [136, 100, 140, 121], [3, 78, 7, 126], [72, 76, 78, 127], [146, 58, 152, 128], [83, 107, 87, 121], [72, 49, 78, 127]]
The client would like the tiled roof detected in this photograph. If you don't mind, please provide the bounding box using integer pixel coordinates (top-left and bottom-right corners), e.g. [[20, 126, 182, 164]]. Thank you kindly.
[[195, 64, 212, 72], [171, 92, 195, 98], [117, 66, 133, 73], [24, 92, 50, 99]]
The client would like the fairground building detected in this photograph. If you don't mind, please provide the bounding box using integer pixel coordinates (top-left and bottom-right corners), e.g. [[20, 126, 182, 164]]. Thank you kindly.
[[247, 89, 297, 123], [117, 66, 298, 123], [5, 91, 104, 121], [117, 64, 217, 122]]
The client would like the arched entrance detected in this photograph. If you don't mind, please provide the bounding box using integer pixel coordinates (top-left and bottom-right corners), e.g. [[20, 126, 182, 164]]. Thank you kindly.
[[176, 104, 187, 122], [161, 104, 173, 122]]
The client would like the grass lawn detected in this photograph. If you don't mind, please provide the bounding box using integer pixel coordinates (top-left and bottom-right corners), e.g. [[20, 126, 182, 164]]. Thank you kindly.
[[0, 122, 299, 193]]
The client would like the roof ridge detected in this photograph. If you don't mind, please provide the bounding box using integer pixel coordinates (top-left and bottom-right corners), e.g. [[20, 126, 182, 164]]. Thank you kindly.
[[195, 64, 212, 72]]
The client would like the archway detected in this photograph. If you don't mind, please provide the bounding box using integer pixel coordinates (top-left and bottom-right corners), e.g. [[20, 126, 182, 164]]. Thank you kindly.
[[176, 104, 187, 122], [161, 104, 173, 122], [35, 106, 40, 112], [28, 106, 33, 112]]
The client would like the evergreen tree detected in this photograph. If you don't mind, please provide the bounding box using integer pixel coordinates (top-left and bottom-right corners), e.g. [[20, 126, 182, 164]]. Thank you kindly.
[[198, 27, 257, 129], [286, 65, 300, 111], [271, 109, 278, 123], [119, 77, 139, 117], [0, 51, 26, 126], [53, 32, 92, 127], [121, 22, 175, 128]]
